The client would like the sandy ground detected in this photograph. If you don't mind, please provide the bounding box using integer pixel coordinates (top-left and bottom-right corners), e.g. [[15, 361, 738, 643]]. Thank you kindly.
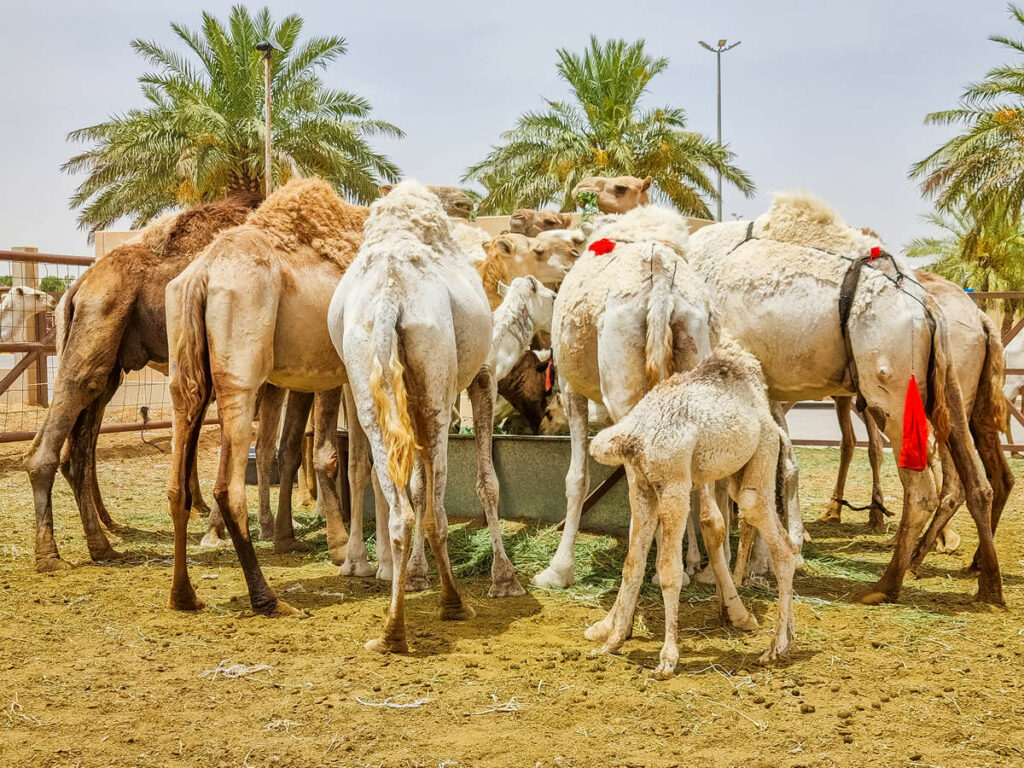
[[1, 428, 1024, 768]]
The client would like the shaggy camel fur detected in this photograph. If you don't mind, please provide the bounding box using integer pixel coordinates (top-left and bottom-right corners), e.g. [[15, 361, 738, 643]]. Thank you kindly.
[[821, 271, 1011, 575], [327, 180, 496, 651], [24, 194, 257, 572], [166, 179, 363, 616], [688, 192, 1005, 605], [590, 343, 797, 674], [510, 209, 573, 237], [572, 175, 651, 213], [532, 205, 721, 594], [0, 286, 55, 342]]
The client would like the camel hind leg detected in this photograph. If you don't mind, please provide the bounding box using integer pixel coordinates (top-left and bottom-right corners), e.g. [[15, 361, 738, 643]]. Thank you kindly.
[[255, 384, 286, 542], [340, 385, 377, 578], [820, 396, 855, 522], [271, 390, 314, 553], [651, 480, 689, 678], [306, 389, 347, 562]]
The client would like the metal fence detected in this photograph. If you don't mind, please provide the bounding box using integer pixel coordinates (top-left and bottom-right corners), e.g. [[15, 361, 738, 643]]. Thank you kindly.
[[0, 248, 185, 447]]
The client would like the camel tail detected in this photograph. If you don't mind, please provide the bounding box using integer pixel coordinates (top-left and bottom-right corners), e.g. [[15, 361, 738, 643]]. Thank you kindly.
[[54, 283, 78, 363], [644, 253, 676, 388], [369, 307, 417, 489], [173, 263, 213, 421], [924, 295, 952, 446]]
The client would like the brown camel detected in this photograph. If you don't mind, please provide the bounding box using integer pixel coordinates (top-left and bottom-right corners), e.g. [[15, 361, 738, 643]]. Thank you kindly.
[[24, 193, 259, 572], [571, 175, 652, 213], [165, 178, 370, 616]]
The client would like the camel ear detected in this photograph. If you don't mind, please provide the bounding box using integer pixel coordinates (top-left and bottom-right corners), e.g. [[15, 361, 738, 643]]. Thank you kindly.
[[497, 281, 510, 298], [12, 286, 24, 295], [641, 176, 652, 193], [534, 348, 552, 363], [378, 184, 394, 197]]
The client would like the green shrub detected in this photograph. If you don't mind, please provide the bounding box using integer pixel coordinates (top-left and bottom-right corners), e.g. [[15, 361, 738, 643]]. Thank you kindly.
[[0, 275, 11, 287]]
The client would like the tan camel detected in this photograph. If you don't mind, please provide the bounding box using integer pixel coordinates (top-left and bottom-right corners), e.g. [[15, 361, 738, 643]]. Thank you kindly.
[[532, 205, 722, 594], [590, 342, 797, 674], [476, 233, 582, 309], [572, 175, 652, 213], [328, 180, 495, 652], [688, 193, 1006, 605], [165, 178, 364, 615], [24, 194, 258, 572], [509, 209, 573, 237]]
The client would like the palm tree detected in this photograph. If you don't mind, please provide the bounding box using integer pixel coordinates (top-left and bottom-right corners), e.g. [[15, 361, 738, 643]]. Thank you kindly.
[[910, 4, 1024, 247], [63, 5, 403, 236], [463, 36, 754, 216], [906, 199, 1024, 325]]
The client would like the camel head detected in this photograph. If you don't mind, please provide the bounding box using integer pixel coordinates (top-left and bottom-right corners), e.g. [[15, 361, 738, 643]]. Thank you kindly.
[[509, 209, 573, 237], [528, 232, 586, 288], [4, 285, 57, 313], [378, 184, 474, 219], [572, 175, 652, 214], [497, 275, 558, 334]]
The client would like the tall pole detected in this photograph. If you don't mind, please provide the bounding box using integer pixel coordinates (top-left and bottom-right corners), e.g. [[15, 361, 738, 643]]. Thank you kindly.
[[699, 39, 741, 222], [263, 52, 272, 199], [255, 38, 283, 199]]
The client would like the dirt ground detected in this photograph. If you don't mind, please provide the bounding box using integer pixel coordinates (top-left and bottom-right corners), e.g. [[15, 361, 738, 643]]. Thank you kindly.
[[1, 429, 1023, 768]]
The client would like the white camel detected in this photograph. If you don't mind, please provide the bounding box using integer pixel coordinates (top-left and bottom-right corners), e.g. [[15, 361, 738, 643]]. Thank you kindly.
[[0, 285, 55, 343], [531, 205, 726, 599], [590, 342, 797, 675], [327, 180, 502, 652], [688, 192, 1004, 605]]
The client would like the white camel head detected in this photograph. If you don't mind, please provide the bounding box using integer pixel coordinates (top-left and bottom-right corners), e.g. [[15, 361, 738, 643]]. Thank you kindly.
[[0, 285, 56, 343]]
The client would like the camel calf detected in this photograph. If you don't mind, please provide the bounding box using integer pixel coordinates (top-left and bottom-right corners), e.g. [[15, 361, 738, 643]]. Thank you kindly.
[[588, 342, 798, 676]]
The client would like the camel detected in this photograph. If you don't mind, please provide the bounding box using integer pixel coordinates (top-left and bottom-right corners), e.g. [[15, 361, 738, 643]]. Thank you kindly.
[[165, 178, 366, 616], [815, 274, 1007, 573], [24, 193, 258, 572], [510, 209, 573, 237], [572, 175, 652, 214], [477, 233, 582, 309], [531, 205, 721, 594], [687, 192, 1006, 605], [590, 342, 797, 674], [0, 286, 56, 342], [327, 180, 496, 652]]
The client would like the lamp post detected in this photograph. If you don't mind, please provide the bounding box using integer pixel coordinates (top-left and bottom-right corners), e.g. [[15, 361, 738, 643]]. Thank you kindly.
[[255, 38, 284, 199], [699, 38, 741, 222]]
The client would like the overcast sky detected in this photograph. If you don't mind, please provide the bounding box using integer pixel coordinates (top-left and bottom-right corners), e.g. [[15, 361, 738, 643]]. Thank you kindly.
[[0, 1, 1016, 257]]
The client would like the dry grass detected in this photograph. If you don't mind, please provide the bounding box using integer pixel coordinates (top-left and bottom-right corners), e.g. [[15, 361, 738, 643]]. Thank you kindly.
[[1, 429, 1023, 767]]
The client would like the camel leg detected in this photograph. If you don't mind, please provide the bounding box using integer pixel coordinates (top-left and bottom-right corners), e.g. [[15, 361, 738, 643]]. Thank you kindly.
[[820, 396, 854, 522], [701, 484, 757, 631], [187, 461, 211, 520], [269, 390, 312, 553], [371, 469, 392, 581], [967, 408, 1014, 571], [340, 385, 375, 577], [732, 516, 756, 585], [406, 460, 431, 592], [255, 384, 286, 542], [298, 430, 316, 509], [305, 389, 347, 563], [166, 395, 209, 612], [908, 443, 962, 575], [469, 367, 524, 597], [533, 385, 589, 589], [651, 481, 688, 679], [585, 467, 659, 650], [864, 410, 890, 532], [771, 402, 803, 556], [684, 499, 702, 576], [697, 482, 735, 583]]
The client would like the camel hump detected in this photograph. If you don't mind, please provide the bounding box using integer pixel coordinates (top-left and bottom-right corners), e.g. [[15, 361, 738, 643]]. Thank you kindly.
[[754, 191, 875, 255]]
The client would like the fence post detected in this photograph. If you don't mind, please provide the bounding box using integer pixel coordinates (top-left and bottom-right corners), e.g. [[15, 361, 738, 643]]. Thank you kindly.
[[11, 247, 47, 406]]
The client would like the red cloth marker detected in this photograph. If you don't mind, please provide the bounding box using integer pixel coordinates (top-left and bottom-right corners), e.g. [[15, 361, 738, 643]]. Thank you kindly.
[[897, 374, 929, 471], [588, 238, 616, 255]]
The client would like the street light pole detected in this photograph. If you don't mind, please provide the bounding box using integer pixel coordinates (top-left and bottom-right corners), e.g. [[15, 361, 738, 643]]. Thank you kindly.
[[699, 39, 741, 222], [255, 38, 284, 199]]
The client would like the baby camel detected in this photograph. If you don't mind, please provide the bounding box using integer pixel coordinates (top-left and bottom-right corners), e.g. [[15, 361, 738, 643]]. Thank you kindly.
[[589, 342, 798, 676]]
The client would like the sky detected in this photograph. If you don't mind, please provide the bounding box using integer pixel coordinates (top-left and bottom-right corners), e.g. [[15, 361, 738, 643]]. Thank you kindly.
[[0, 0, 1017, 257]]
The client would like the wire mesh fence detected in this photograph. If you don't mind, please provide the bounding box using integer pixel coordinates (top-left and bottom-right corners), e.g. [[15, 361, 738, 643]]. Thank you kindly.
[[0, 248, 198, 454]]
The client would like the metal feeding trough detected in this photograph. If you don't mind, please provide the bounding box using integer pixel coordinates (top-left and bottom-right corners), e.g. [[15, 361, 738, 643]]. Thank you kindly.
[[246, 432, 631, 535]]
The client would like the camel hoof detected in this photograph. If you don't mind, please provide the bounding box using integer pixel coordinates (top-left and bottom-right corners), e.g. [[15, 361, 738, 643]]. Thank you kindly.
[[90, 545, 126, 563], [854, 589, 891, 606], [100, 517, 128, 533], [328, 546, 347, 567], [440, 602, 475, 621], [168, 593, 205, 612], [652, 661, 677, 679], [757, 645, 790, 666], [36, 556, 72, 573], [200, 530, 229, 548], [375, 565, 393, 582], [406, 573, 431, 593], [258, 527, 275, 543], [273, 537, 312, 555], [365, 636, 408, 654], [816, 510, 842, 523], [531, 564, 574, 589], [584, 621, 613, 643], [695, 566, 717, 585], [935, 530, 961, 555], [488, 578, 527, 598], [266, 599, 303, 618], [339, 558, 376, 578], [731, 612, 759, 632]]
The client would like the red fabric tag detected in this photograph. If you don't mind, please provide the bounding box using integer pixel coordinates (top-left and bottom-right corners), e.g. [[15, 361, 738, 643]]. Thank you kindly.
[[898, 374, 929, 471], [588, 238, 616, 255], [544, 361, 554, 393], [870, 246, 881, 261]]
